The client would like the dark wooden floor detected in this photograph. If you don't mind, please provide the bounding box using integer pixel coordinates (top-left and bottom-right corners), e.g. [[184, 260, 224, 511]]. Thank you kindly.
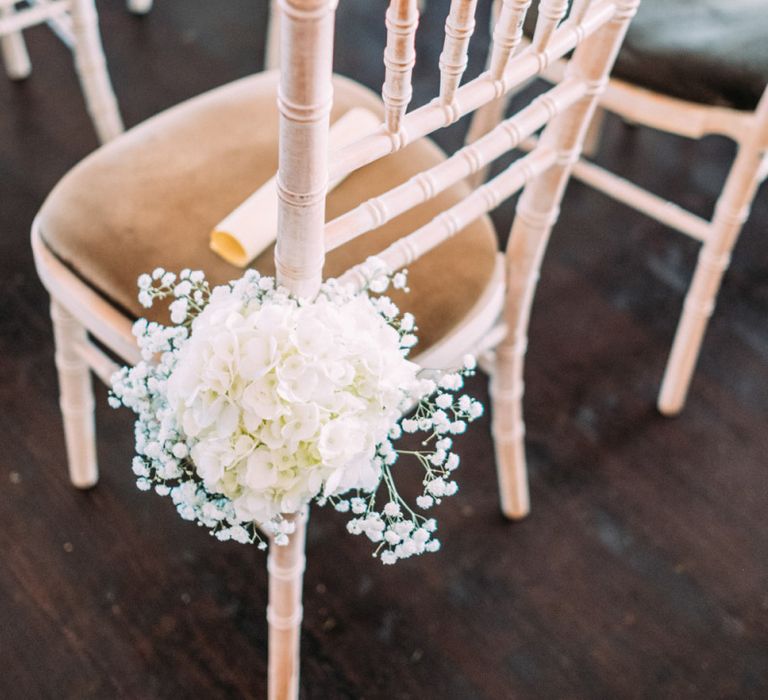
[[2, 2, 768, 698]]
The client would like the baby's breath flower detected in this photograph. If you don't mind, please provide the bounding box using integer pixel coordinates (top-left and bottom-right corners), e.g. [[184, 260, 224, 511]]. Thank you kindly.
[[416, 495, 434, 509], [351, 497, 367, 514], [385, 530, 401, 545], [381, 550, 397, 565], [383, 502, 401, 517], [137, 273, 152, 289], [334, 499, 350, 513]]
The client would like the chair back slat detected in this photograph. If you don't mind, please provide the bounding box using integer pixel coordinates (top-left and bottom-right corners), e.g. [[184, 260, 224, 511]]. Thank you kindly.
[[438, 0, 478, 104], [382, 0, 419, 133]]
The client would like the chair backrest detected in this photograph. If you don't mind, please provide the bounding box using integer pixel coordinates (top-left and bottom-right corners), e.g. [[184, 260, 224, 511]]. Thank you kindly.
[[273, 0, 640, 300]]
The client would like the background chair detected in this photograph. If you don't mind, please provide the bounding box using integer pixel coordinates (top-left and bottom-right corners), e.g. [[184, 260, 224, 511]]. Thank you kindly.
[[472, 0, 768, 419], [32, 0, 638, 696], [0, 0, 122, 143]]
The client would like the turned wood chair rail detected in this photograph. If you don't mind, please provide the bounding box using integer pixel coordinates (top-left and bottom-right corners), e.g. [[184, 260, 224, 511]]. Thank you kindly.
[[33, 0, 641, 697]]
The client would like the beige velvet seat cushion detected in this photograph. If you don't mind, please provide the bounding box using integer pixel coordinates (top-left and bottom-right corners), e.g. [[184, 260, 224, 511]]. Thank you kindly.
[[39, 71, 498, 353]]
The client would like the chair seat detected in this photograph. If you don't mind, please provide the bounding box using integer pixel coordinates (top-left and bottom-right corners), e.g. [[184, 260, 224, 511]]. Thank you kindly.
[[526, 0, 768, 111], [38, 71, 499, 355]]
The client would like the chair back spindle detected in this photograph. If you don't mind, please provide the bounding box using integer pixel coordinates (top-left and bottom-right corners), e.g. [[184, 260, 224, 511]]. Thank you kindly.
[[530, 0, 570, 52], [438, 0, 478, 104], [382, 0, 419, 134], [488, 0, 532, 79]]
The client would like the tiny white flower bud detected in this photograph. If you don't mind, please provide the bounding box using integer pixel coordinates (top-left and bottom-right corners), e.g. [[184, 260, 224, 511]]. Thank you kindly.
[[416, 495, 434, 509], [381, 550, 397, 565], [383, 502, 401, 517]]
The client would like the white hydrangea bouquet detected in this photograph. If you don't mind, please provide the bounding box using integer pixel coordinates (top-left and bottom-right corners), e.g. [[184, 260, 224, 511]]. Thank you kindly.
[[110, 259, 482, 564]]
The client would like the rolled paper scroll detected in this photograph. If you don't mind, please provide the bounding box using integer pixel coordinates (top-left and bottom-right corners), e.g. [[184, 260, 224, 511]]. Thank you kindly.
[[210, 107, 381, 267]]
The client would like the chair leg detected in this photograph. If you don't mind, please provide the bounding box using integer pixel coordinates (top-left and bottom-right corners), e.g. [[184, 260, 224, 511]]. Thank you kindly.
[[491, 342, 530, 520], [51, 301, 98, 489], [126, 0, 153, 15], [0, 5, 32, 80], [492, 208, 556, 521], [267, 512, 307, 700], [581, 105, 606, 158], [658, 92, 768, 416], [70, 0, 124, 143]]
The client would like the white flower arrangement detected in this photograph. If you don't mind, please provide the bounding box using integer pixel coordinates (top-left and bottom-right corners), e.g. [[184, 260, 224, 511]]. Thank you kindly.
[[110, 259, 483, 564]]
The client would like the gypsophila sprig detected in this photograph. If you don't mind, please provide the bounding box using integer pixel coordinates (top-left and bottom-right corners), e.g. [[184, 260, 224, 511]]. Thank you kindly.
[[110, 259, 483, 561]]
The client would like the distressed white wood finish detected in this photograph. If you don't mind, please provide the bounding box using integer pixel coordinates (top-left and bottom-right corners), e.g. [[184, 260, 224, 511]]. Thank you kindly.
[[70, 0, 123, 143], [438, 0, 477, 105], [32, 0, 639, 695], [274, 0, 336, 300], [382, 0, 418, 133], [51, 300, 98, 489], [0, 0, 122, 143], [267, 511, 307, 700], [659, 87, 768, 414], [492, 0, 639, 518]]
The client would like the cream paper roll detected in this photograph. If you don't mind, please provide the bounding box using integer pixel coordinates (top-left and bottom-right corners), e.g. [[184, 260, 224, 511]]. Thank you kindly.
[[210, 107, 381, 267]]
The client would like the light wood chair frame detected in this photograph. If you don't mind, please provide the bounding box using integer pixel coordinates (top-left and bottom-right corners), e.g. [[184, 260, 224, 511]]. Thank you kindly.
[[32, 0, 640, 696], [1, 0, 123, 143]]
